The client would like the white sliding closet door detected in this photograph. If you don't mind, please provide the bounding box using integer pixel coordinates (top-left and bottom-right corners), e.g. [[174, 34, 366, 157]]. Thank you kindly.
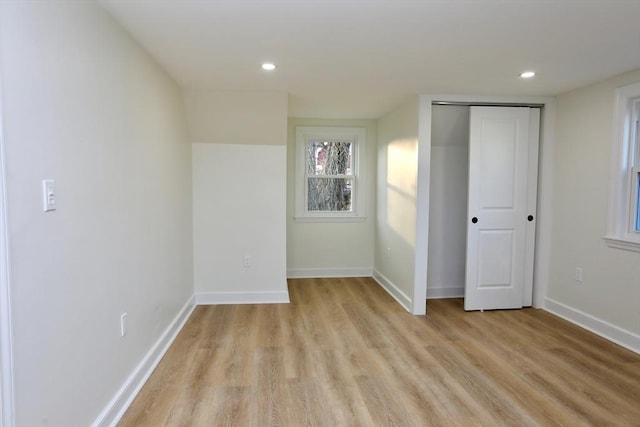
[[464, 107, 539, 311]]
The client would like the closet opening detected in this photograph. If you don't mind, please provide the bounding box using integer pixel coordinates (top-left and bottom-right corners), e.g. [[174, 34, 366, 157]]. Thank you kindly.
[[427, 102, 542, 310]]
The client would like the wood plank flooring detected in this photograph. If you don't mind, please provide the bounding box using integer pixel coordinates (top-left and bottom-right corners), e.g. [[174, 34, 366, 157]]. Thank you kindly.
[[118, 277, 640, 426]]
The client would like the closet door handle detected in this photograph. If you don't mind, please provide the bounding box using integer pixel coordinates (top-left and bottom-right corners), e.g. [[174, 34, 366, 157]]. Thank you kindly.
[[471, 217, 478, 224], [528, 215, 534, 222]]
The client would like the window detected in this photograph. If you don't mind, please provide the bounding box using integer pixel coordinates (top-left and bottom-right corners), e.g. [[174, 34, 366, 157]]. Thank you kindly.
[[605, 82, 640, 251], [295, 126, 365, 221], [633, 99, 640, 233]]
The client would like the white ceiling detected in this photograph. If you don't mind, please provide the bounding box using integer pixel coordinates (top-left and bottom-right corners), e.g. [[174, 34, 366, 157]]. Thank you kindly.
[[100, 0, 640, 119]]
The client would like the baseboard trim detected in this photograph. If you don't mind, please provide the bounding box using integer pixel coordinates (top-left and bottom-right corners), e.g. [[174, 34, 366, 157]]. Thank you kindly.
[[544, 297, 640, 354], [287, 267, 373, 279], [93, 295, 196, 427], [427, 286, 464, 299], [196, 291, 290, 305], [372, 270, 411, 313]]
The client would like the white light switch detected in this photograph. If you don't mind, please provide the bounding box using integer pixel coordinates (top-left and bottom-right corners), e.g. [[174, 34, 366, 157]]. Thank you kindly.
[[120, 312, 128, 337], [42, 179, 56, 212]]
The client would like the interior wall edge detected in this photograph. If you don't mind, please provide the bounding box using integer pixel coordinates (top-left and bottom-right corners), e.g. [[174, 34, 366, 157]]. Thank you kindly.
[[426, 287, 465, 299], [544, 297, 640, 355], [372, 270, 412, 313], [0, 54, 16, 427], [286, 267, 373, 279], [92, 296, 197, 427], [195, 291, 290, 305], [412, 96, 431, 315]]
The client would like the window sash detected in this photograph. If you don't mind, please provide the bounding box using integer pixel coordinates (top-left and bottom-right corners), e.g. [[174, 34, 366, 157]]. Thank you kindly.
[[305, 140, 353, 176], [305, 176, 354, 212], [627, 99, 640, 234], [294, 126, 366, 222], [605, 82, 640, 251], [632, 167, 640, 232]]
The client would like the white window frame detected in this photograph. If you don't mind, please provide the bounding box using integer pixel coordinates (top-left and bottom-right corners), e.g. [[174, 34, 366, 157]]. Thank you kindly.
[[605, 81, 640, 252], [294, 126, 366, 222]]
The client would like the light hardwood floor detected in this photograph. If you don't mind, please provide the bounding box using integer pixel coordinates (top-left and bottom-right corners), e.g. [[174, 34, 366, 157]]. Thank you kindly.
[[118, 277, 640, 426]]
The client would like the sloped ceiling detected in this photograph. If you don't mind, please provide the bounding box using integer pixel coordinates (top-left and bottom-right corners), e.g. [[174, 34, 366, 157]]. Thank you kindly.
[[100, 0, 640, 118]]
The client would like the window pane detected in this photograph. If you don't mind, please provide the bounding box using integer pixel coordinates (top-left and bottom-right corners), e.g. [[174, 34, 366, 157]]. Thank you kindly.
[[307, 177, 352, 211], [306, 140, 352, 175]]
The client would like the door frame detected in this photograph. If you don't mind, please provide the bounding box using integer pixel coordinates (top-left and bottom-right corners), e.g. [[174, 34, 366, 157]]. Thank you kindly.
[[414, 94, 556, 313], [0, 71, 15, 427]]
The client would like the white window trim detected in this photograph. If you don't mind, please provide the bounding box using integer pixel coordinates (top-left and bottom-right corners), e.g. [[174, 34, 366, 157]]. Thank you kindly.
[[605, 81, 640, 252], [294, 126, 366, 222]]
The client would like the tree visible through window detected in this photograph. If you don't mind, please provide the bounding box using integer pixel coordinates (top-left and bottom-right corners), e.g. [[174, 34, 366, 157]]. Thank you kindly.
[[295, 126, 366, 221], [306, 140, 353, 211]]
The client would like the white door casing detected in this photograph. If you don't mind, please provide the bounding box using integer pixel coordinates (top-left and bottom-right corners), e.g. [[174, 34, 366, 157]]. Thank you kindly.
[[465, 107, 538, 311], [0, 75, 14, 426]]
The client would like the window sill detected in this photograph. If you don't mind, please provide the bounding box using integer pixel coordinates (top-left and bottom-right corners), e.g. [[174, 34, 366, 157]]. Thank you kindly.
[[294, 216, 367, 223], [603, 236, 640, 252]]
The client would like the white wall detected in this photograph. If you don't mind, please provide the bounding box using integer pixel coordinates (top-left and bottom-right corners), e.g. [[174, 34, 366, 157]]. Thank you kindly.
[[374, 99, 420, 311], [0, 2, 193, 425], [427, 105, 469, 298], [187, 91, 289, 303], [192, 143, 288, 303], [287, 118, 377, 277], [183, 90, 288, 145], [547, 69, 640, 350]]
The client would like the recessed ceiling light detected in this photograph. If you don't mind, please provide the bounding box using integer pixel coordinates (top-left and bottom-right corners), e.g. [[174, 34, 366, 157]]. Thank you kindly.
[[520, 71, 536, 79], [261, 63, 276, 71]]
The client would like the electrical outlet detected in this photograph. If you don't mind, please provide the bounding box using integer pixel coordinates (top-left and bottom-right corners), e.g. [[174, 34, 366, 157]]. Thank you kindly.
[[120, 313, 128, 337], [575, 267, 583, 283], [243, 255, 252, 268]]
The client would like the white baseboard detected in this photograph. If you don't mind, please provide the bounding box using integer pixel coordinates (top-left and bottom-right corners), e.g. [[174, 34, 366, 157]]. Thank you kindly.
[[196, 291, 290, 305], [287, 267, 373, 279], [427, 286, 464, 299], [544, 297, 640, 354], [93, 295, 196, 427], [372, 270, 411, 312]]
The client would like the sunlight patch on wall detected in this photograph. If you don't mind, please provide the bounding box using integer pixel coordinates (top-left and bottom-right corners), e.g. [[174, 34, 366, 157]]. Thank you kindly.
[[386, 138, 418, 246]]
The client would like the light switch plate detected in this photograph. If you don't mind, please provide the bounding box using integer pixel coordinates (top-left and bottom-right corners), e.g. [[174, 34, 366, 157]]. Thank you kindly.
[[120, 313, 128, 337], [42, 179, 56, 212]]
